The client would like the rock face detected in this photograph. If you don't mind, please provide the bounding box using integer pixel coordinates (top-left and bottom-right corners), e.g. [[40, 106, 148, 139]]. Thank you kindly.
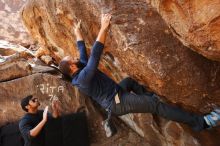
[[12, 0, 220, 145], [0, 60, 148, 146], [150, 0, 220, 61], [0, 60, 32, 82], [0, 0, 32, 45]]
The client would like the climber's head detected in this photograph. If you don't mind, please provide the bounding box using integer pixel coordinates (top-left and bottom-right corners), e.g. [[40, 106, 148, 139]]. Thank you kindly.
[[59, 56, 81, 77], [20, 95, 40, 112]]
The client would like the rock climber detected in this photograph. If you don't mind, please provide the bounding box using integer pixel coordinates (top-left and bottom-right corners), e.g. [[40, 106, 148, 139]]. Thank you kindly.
[[59, 13, 220, 137]]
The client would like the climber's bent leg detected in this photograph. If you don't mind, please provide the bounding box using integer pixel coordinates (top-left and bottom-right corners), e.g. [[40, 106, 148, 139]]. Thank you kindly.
[[119, 77, 153, 96]]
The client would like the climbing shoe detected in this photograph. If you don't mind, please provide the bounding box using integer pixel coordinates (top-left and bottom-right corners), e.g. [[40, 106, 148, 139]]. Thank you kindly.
[[204, 108, 220, 128]]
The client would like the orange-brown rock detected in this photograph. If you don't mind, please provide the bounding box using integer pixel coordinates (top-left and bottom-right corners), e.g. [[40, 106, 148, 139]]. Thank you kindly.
[[149, 0, 220, 61], [20, 0, 220, 145]]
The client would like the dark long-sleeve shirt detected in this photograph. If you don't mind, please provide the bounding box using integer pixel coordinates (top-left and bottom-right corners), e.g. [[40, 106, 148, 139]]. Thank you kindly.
[[72, 41, 119, 109], [19, 110, 45, 146]]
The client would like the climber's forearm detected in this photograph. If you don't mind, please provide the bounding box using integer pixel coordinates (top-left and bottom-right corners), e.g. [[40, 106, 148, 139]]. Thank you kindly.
[[96, 28, 108, 44], [74, 29, 83, 41], [96, 14, 111, 44]]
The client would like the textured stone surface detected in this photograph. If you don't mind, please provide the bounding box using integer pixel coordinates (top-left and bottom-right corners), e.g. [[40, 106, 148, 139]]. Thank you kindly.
[[0, 72, 149, 146], [0, 0, 32, 45], [0, 60, 32, 82], [0, 40, 28, 55], [21, 0, 220, 110], [150, 0, 220, 61], [19, 0, 220, 145], [0, 44, 147, 145]]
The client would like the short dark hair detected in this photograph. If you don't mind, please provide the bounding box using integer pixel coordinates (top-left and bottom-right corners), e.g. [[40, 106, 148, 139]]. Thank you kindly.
[[20, 95, 33, 112], [59, 59, 72, 77], [59, 57, 85, 77]]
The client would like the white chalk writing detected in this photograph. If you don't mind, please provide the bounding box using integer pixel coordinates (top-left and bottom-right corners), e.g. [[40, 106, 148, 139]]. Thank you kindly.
[[36, 84, 64, 99]]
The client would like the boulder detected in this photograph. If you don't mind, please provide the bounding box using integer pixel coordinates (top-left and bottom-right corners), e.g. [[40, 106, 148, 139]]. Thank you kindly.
[[0, 60, 32, 82], [149, 0, 220, 61], [20, 0, 220, 145], [0, 40, 35, 64], [0, 72, 149, 145]]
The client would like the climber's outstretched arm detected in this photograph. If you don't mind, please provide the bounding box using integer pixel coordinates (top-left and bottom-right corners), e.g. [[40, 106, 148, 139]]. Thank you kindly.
[[73, 20, 83, 41], [96, 13, 112, 44], [73, 20, 88, 65], [76, 13, 111, 85]]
